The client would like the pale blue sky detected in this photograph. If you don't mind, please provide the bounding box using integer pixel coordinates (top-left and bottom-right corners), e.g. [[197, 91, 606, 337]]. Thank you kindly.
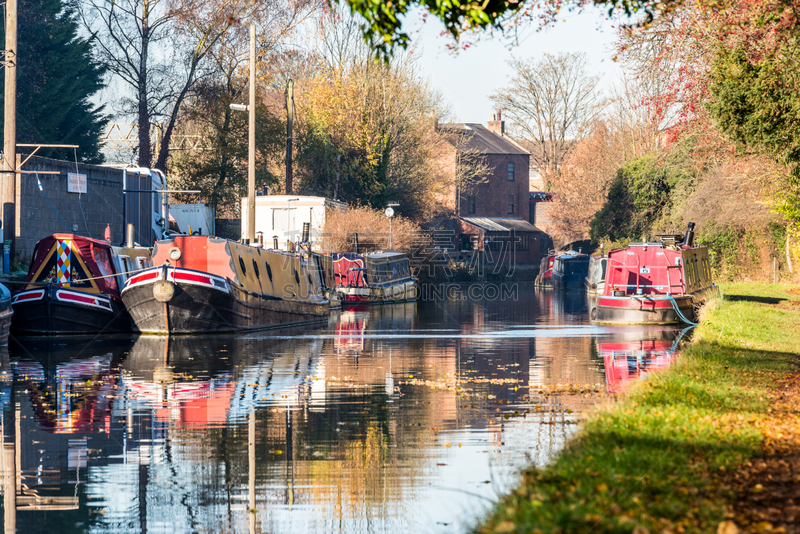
[[405, 7, 624, 124]]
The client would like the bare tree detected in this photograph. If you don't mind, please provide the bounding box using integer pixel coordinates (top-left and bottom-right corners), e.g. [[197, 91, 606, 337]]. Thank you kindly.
[[491, 52, 604, 186], [80, 0, 293, 170]]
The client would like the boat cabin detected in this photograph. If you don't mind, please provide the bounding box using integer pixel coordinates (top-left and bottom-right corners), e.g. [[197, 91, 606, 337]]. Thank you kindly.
[[332, 252, 413, 288], [604, 243, 713, 297]]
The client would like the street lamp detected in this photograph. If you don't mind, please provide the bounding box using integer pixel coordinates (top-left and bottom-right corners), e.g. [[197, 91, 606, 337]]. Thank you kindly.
[[385, 202, 399, 250]]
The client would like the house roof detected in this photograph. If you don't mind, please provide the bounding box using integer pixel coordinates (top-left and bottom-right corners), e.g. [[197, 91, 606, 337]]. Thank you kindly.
[[461, 217, 541, 233], [439, 123, 530, 156]]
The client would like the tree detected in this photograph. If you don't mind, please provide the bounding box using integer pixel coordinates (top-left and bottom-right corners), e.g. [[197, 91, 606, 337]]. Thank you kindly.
[[707, 42, 800, 224], [341, 0, 680, 61], [169, 83, 284, 215], [491, 52, 603, 187], [294, 44, 446, 219], [168, 0, 320, 212], [80, 0, 277, 170], [1, 0, 107, 163]]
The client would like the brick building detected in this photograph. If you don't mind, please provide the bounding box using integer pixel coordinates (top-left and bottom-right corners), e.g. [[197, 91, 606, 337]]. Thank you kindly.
[[436, 113, 543, 265]]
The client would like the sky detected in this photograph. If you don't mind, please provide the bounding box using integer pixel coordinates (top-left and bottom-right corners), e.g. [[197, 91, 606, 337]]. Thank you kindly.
[[402, 7, 624, 125]]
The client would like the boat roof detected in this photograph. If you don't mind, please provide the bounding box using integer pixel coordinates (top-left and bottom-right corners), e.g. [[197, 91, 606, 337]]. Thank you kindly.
[[556, 250, 589, 260]]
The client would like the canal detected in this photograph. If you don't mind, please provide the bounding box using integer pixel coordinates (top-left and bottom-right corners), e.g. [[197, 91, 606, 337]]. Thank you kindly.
[[0, 287, 685, 533]]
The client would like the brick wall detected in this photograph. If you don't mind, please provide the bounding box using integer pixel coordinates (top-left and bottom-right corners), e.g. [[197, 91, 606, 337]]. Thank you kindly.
[[461, 153, 530, 218], [14, 156, 125, 262]]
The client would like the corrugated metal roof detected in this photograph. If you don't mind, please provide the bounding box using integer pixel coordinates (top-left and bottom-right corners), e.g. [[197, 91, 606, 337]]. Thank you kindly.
[[461, 217, 541, 233]]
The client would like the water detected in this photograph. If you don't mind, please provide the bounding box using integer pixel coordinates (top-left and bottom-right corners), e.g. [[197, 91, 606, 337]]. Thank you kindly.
[[0, 287, 686, 533]]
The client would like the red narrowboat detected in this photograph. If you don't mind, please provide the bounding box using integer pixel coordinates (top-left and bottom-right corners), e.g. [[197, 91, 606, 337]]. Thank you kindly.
[[121, 235, 330, 334], [593, 224, 719, 325], [534, 250, 557, 288], [332, 251, 416, 305], [12, 234, 152, 334]]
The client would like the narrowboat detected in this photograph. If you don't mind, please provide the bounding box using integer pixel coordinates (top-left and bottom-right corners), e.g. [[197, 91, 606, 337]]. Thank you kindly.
[[551, 251, 590, 291], [534, 251, 556, 288], [585, 255, 607, 295], [12, 234, 152, 334], [332, 251, 417, 305], [121, 235, 330, 334], [593, 224, 719, 325], [0, 283, 11, 344]]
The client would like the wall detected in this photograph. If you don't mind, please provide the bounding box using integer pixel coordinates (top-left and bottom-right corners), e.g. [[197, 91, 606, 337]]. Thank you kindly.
[[14, 156, 125, 262], [460, 153, 530, 218]]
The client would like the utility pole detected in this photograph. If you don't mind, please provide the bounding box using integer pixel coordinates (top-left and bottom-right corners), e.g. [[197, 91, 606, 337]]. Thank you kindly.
[[247, 23, 256, 244], [286, 79, 293, 195], [2, 0, 17, 259]]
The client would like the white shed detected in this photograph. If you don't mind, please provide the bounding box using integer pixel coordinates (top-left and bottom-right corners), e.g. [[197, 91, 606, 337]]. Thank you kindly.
[[240, 195, 347, 251]]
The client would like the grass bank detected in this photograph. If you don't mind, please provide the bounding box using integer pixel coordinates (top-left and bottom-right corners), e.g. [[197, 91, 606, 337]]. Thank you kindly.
[[475, 283, 800, 534]]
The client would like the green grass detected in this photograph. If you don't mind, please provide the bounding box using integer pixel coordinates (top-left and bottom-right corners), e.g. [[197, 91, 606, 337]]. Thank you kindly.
[[475, 283, 800, 534]]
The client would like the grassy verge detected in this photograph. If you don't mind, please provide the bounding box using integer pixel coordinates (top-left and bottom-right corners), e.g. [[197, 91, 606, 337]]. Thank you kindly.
[[475, 283, 800, 534]]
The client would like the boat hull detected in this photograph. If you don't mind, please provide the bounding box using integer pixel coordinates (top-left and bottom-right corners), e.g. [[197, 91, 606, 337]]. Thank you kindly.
[[11, 286, 130, 335], [338, 280, 417, 305], [593, 294, 695, 325], [122, 267, 328, 335]]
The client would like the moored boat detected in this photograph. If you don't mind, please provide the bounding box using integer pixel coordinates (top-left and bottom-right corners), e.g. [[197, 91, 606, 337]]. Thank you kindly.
[[0, 284, 11, 344], [593, 224, 719, 325], [12, 234, 152, 335], [332, 251, 417, 305], [534, 250, 556, 288], [585, 255, 607, 295], [121, 235, 330, 334], [552, 250, 590, 291]]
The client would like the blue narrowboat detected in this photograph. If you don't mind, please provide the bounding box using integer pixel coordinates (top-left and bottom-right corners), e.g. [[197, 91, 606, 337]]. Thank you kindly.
[[551, 251, 590, 291]]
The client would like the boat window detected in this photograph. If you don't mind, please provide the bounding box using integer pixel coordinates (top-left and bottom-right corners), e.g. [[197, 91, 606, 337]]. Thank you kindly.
[[265, 261, 273, 282], [239, 256, 247, 277], [294, 268, 300, 285], [252, 258, 260, 279]]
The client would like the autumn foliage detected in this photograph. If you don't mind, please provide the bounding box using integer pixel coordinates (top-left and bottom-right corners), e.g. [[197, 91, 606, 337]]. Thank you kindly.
[[321, 205, 423, 256]]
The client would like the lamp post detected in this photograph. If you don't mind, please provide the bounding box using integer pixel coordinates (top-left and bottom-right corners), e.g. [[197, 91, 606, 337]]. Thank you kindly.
[[287, 197, 299, 250], [229, 23, 256, 244], [385, 202, 399, 250]]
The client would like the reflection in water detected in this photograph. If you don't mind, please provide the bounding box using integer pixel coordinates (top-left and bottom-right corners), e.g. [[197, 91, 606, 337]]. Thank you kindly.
[[598, 328, 687, 394], [0, 288, 680, 533]]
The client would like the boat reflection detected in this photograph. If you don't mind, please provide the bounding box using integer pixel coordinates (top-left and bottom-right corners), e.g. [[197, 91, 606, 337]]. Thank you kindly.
[[2, 290, 612, 534], [598, 328, 687, 393]]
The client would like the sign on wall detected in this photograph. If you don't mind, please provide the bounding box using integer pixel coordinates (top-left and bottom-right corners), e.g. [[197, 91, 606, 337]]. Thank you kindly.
[[67, 173, 87, 194]]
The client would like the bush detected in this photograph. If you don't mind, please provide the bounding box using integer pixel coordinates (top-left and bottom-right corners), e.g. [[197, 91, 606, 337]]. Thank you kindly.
[[321, 205, 423, 256]]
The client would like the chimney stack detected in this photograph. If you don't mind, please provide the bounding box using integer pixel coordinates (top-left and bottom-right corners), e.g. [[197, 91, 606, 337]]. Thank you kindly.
[[488, 109, 504, 136]]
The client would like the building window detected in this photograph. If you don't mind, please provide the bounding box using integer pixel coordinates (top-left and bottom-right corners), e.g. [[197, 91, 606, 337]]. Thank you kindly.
[[507, 194, 515, 214], [507, 162, 515, 181], [468, 195, 475, 214]]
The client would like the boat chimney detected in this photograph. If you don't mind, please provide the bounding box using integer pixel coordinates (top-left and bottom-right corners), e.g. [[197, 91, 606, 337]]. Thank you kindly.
[[126, 223, 135, 248], [683, 222, 695, 247], [273, 235, 278, 249], [353, 232, 359, 253], [302, 222, 310, 243], [256, 231, 264, 246]]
